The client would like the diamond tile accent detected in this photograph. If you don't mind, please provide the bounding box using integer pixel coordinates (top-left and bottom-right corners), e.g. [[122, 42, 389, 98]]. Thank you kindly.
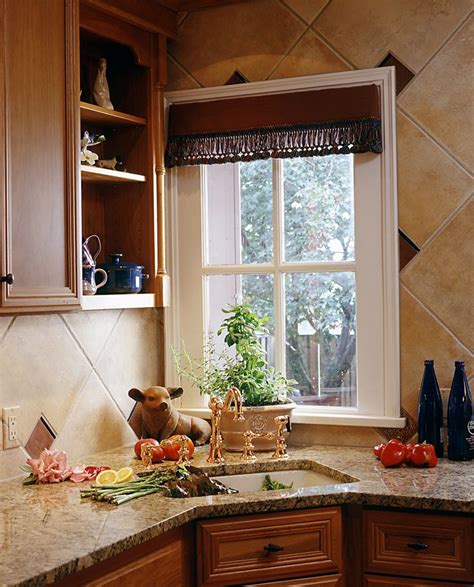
[[63, 309, 121, 364], [378, 52, 414, 94], [24, 416, 56, 459], [399, 286, 473, 419], [269, 29, 349, 80], [399, 229, 419, 270], [314, 0, 472, 72], [376, 407, 417, 444], [0, 314, 91, 443], [399, 16, 474, 173], [397, 111, 472, 246], [95, 309, 161, 417], [53, 372, 137, 461], [402, 199, 474, 351], [225, 70, 249, 85], [169, 0, 306, 86], [0, 316, 13, 341]]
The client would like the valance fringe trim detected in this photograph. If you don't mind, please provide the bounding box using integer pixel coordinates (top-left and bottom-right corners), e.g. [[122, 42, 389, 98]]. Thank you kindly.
[[165, 118, 382, 167]]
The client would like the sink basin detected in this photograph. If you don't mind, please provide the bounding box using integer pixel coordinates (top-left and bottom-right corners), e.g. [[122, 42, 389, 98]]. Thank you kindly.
[[211, 469, 347, 493]]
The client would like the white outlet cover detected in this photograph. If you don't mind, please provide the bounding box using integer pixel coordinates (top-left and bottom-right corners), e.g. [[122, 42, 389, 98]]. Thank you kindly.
[[2, 406, 20, 450]]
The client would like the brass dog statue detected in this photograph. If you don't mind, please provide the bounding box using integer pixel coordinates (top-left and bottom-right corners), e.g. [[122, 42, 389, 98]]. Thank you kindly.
[[128, 386, 211, 445]]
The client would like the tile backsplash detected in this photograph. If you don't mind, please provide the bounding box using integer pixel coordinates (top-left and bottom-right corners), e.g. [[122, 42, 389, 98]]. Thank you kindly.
[[0, 309, 162, 480]]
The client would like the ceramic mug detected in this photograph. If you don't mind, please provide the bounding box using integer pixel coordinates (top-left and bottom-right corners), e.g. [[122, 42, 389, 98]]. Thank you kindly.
[[82, 266, 108, 296]]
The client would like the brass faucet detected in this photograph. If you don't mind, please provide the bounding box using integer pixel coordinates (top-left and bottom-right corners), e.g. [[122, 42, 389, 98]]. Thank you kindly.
[[207, 387, 245, 464]]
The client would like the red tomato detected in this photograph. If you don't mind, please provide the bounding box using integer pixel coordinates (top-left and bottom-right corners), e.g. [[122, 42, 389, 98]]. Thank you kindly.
[[404, 443, 415, 465], [380, 439, 407, 468], [424, 443, 438, 468], [160, 435, 195, 461], [410, 443, 428, 467], [373, 443, 386, 459], [134, 438, 159, 459], [150, 445, 165, 463]]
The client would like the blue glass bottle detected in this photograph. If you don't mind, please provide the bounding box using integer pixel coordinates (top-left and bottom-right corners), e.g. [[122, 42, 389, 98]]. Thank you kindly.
[[447, 361, 473, 461], [417, 360, 444, 457]]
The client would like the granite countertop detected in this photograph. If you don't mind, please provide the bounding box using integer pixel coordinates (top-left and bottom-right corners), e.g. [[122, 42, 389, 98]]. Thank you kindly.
[[1, 444, 473, 586]]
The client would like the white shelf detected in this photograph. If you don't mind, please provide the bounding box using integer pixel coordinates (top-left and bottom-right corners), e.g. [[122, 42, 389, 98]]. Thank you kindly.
[[81, 293, 155, 310], [80, 165, 146, 183]]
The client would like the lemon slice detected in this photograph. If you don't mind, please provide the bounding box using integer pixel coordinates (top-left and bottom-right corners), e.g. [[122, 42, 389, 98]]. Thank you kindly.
[[96, 469, 118, 486], [116, 467, 133, 484]]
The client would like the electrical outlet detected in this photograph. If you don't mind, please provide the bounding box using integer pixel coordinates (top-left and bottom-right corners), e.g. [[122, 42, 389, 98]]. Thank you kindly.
[[2, 406, 20, 449]]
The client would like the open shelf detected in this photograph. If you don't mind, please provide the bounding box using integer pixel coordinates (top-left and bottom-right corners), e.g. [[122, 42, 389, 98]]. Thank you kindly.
[[80, 101, 146, 127], [81, 293, 155, 311], [81, 165, 146, 183]]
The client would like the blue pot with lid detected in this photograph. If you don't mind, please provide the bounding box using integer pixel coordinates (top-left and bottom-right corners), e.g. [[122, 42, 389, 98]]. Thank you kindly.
[[97, 253, 149, 294]]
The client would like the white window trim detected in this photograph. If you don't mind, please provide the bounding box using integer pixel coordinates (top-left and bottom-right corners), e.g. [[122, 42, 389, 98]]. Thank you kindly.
[[164, 67, 404, 428]]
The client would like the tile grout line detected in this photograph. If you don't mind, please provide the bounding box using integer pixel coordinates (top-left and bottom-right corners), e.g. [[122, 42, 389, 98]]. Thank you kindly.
[[406, 9, 473, 82], [311, 28, 355, 70], [265, 23, 310, 80], [400, 284, 474, 358], [167, 53, 204, 89], [397, 104, 473, 178], [0, 315, 16, 345], [278, 0, 314, 27], [310, 27, 358, 70], [410, 192, 473, 255]]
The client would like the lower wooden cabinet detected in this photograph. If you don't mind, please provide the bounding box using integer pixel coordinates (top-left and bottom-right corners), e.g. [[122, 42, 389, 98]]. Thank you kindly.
[[52, 526, 194, 587], [196, 507, 342, 587], [363, 509, 474, 584], [245, 574, 343, 586]]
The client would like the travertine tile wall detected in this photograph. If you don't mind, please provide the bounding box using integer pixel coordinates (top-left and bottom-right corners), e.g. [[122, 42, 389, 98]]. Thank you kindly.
[[0, 309, 162, 480], [167, 0, 473, 446]]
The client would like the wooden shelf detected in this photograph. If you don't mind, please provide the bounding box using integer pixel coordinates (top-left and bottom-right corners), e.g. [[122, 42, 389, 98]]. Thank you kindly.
[[81, 165, 146, 183], [80, 101, 146, 127], [81, 293, 155, 310]]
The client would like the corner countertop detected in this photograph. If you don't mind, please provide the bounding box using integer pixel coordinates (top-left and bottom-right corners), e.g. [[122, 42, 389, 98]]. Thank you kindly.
[[1, 444, 473, 586]]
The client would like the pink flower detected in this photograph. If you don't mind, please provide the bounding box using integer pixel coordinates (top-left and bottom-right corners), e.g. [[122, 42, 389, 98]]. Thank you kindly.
[[26, 449, 73, 484], [69, 466, 92, 483]]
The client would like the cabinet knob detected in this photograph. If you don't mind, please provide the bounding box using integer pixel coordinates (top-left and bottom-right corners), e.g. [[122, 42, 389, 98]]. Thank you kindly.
[[1, 273, 14, 285], [407, 542, 429, 551], [263, 543, 284, 554]]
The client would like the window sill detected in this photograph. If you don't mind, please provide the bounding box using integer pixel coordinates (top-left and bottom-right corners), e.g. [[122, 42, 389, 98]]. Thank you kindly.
[[178, 408, 406, 428]]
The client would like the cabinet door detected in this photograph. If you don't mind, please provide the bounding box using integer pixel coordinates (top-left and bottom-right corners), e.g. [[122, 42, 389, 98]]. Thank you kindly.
[[364, 574, 471, 587], [0, 0, 80, 312]]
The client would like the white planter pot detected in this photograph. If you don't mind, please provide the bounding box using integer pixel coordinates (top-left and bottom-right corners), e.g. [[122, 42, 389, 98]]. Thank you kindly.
[[220, 402, 297, 452]]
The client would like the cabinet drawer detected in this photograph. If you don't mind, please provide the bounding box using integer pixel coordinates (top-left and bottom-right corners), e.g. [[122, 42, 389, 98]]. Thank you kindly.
[[196, 508, 342, 586], [364, 574, 471, 586], [244, 574, 343, 586], [364, 510, 474, 583]]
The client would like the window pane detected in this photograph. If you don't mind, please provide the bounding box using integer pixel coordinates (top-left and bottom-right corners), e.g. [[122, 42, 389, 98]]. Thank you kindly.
[[206, 160, 273, 265], [283, 155, 354, 262], [285, 272, 356, 407], [207, 274, 274, 364]]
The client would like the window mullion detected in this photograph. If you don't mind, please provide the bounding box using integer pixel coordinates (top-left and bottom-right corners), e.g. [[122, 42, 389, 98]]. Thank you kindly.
[[273, 159, 286, 375]]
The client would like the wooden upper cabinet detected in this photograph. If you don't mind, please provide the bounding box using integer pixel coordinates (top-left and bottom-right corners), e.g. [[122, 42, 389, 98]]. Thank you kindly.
[[0, 0, 80, 312]]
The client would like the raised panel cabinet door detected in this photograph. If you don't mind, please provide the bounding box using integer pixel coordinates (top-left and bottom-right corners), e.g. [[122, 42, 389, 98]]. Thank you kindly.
[[0, 0, 80, 311], [363, 574, 472, 587]]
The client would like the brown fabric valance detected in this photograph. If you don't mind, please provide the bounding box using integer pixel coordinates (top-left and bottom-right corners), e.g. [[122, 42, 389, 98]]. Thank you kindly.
[[165, 84, 382, 167]]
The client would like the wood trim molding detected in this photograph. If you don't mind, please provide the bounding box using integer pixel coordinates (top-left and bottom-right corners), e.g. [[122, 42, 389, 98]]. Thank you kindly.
[[81, 0, 177, 38]]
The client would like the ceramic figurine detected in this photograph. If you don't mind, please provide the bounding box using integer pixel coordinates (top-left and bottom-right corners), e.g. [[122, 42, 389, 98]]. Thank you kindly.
[[128, 386, 212, 445], [93, 58, 114, 110], [80, 131, 106, 166], [96, 156, 118, 170]]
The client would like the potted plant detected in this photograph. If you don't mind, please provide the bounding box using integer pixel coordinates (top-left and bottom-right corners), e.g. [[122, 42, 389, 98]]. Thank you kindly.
[[175, 304, 297, 451]]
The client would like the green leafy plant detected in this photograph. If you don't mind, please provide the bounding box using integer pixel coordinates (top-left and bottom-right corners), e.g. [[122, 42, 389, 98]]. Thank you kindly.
[[174, 304, 295, 407]]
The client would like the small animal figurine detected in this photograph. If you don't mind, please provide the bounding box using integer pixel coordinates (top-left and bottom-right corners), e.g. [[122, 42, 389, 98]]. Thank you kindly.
[[80, 131, 106, 166], [93, 58, 114, 110], [128, 386, 211, 446], [96, 156, 118, 170]]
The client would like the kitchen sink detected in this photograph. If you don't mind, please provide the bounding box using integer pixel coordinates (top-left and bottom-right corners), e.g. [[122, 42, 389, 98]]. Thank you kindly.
[[211, 468, 352, 493]]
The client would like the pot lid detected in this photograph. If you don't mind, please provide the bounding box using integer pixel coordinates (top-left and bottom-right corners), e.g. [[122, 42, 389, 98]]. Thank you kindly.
[[99, 253, 144, 271]]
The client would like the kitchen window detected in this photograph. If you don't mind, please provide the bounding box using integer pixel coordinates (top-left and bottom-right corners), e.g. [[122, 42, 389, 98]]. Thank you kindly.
[[165, 68, 403, 427]]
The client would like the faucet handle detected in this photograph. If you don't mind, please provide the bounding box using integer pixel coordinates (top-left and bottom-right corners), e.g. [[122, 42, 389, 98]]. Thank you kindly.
[[241, 430, 257, 462], [272, 416, 289, 460]]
